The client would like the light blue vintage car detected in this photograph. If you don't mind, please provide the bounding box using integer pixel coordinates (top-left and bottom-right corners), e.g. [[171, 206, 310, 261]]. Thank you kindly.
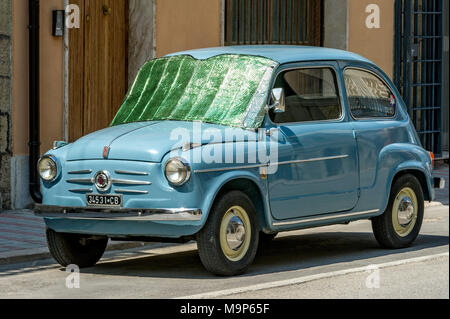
[[36, 46, 442, 276]]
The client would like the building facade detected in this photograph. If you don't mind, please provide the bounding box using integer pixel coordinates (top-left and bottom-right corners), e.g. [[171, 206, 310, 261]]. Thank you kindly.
[[0, 0, 12, 209], [0, 0, 448, 209]]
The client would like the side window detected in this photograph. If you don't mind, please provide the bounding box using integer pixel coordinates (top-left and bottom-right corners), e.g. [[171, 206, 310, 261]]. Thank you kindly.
[[344, 68, 396, 118], [269, 68, 342, 123]]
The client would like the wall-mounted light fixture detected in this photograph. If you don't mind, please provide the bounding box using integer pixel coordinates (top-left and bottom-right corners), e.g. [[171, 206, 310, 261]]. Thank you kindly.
[[52, 10, 65, 37]]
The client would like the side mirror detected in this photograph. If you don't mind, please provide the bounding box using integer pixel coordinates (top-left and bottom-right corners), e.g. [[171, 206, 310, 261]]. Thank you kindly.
[[269, 88, 286, 113]]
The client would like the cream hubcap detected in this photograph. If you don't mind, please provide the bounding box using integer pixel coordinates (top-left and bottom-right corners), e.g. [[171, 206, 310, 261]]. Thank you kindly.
[[392, 187, 418, 237], [220, 206, 251, 262]]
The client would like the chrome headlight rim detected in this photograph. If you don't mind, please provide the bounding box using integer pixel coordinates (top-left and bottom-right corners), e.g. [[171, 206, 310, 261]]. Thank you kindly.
[[164, 157, 191, 186], [38, 155, 59, 182]]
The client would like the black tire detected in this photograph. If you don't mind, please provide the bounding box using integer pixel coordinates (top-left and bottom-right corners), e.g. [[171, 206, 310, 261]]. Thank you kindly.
[[46, 228, 108, 268], [259, 232, 278, 244], [372, 174, 424, 249], [197, 191, 259, 276]]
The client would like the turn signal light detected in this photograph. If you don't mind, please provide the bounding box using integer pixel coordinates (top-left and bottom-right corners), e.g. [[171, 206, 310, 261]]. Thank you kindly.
[[428, 151, 435, 168]]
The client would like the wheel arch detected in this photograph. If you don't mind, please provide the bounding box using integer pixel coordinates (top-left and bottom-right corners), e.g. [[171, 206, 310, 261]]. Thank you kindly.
[[376, 143, 433, 212], [391, 168, 432, 202], [208, 177, 270, 233]]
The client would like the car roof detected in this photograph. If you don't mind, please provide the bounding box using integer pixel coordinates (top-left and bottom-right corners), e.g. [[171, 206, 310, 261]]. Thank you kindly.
[[166, 45, 374, 65]]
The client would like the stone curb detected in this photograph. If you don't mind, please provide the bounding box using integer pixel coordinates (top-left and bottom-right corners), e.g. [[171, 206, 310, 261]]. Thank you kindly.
[[0, 241, 157, 266], [425, 201, 446, 208]]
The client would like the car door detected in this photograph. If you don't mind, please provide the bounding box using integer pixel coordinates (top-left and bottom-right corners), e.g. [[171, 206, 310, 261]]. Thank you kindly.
[[343, 66, 406, 198], [266, 63, 359, 220]]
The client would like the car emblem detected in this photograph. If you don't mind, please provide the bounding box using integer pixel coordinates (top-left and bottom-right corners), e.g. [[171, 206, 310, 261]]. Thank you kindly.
[[94, 170, 111, 192], [103, 146, 110, 159]]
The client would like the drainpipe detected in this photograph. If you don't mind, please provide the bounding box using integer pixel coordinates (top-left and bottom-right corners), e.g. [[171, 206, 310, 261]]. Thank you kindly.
[[29, 0, 42, 203]]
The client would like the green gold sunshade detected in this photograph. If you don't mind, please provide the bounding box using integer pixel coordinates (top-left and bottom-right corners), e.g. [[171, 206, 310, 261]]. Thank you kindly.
[[111, 54, 278, 129]]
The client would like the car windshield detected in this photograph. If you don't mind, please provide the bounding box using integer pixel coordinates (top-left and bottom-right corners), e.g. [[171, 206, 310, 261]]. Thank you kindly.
[[111, 54, 278, 129]]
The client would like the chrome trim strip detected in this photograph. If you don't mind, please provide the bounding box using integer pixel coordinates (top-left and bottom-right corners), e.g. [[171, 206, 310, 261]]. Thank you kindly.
[[69, 188, 93, 193], [194, 163, 267, 174], [68, 177, 151, 186], [65, 212, 201, 221], [35, 205, 202, 222], [194, 155, 349, 173], [112, 179, 152, 185], [272, 209, 380, 227], [115, 189, 149, 195], [182, 143, 203, 152], [115, 170, 149, 176], [270, 155, 349, 166], [68, 170, 93, 175], [67, 178, 94, 184]]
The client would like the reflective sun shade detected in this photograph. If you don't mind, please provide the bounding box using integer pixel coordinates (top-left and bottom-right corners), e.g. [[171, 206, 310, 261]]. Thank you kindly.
[[111, 54, 278, 129]]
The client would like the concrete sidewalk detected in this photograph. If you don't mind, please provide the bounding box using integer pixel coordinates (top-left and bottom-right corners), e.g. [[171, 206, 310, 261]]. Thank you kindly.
[[0, 164, 448, 266], [432, 163, 449, 205], [0, 210, 151, 265]]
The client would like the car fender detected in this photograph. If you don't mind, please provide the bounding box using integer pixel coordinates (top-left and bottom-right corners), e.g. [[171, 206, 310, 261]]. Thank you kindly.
[[195, 168, 272, 230], [375, 143, 433, 212]]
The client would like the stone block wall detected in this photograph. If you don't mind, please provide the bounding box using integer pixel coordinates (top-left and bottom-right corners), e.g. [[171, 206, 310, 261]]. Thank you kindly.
[[0, 0, 12, 209]]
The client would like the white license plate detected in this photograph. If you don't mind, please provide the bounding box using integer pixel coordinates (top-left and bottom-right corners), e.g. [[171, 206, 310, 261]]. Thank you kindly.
[[86, 194, 123, 208]]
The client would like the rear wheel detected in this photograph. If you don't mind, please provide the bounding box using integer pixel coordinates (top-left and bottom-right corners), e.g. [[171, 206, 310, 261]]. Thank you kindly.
[[372, 174, 424, 249], [197, 191, 259, 276], [46, 228, 108, 268]]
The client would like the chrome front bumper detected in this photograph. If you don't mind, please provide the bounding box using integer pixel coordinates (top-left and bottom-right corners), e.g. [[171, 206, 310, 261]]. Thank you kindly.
[[35, 204, 202, 221]]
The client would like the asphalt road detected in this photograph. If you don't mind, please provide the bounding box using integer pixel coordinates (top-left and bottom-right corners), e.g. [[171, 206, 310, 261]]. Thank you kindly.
[[0, 205, 448, 299]]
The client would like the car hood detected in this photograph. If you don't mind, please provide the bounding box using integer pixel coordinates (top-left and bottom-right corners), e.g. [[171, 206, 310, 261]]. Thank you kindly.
[[65, 121, 259, 163]]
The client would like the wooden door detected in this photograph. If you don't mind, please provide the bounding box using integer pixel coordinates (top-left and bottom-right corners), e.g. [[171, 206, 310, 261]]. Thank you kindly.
[[69, 0, 128, 141]]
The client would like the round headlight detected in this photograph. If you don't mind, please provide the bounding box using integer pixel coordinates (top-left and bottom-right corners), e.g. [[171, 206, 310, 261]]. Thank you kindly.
[[38, 156, 58, 182], [164, 158, 191, 186]]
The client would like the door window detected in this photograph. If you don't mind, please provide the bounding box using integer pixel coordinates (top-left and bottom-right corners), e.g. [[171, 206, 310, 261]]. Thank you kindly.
[[344, 68, 396, 119], [269, 68, 342, 123]]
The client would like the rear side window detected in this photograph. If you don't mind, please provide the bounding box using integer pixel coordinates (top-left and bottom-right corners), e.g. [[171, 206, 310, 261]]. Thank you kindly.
[[269, 67, 342, 123], [344, 68, 396, 118]]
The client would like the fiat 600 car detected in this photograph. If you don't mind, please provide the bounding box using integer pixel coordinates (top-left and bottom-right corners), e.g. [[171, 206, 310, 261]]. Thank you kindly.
[[36, 46, 444, 276]]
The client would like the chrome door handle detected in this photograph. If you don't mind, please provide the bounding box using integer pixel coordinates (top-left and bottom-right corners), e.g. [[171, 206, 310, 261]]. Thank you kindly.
[[266, 128, 279, 137]]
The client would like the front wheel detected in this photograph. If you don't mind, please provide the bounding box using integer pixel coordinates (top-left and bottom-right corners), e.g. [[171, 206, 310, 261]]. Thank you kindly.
[[197, 191, 259, 276], [46, 228, 108, 268], [259, 232, 278, 245], [372, 174, 424, 249]]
